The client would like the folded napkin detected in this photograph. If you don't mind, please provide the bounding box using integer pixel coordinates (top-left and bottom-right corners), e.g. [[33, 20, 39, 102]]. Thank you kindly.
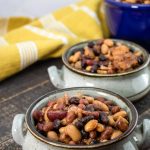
[[0, 0, 109, 81]]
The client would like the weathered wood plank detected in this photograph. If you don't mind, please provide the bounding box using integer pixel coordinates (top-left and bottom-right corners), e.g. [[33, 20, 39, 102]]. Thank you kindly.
[[0, 58, 62, 101]]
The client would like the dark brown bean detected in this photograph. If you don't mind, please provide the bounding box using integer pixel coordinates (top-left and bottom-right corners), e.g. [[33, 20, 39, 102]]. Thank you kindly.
[[100, 127, 113, 141]]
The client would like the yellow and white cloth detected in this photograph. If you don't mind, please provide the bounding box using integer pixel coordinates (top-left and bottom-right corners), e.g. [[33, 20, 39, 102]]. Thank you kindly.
[[0, 0, 109, 81]]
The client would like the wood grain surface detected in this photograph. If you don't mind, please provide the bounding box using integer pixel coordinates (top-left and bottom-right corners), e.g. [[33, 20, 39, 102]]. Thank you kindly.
[[0, 58, 149, 150]]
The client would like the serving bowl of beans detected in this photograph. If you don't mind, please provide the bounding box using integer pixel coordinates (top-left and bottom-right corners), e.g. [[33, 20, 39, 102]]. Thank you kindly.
[[12, 87, 150, 150], [48, 39, 150, 101], [104, 0, 150, 50]]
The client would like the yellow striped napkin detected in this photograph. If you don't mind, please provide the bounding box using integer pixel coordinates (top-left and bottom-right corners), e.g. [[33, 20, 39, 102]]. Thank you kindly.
[[0, 0, 109, 81]]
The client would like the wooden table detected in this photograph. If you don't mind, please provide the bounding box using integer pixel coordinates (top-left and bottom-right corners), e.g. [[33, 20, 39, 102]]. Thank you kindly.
[[0, 58, 150, 150]]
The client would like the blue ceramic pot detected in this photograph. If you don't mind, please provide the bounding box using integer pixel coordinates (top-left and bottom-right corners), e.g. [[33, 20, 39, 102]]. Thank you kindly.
[[104, 0, 150, 51]]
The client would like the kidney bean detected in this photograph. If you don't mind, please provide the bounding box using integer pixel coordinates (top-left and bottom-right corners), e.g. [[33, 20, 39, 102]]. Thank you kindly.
[[100, 127, 113, 141], [115, 116, 129, 132], [33, 110, 43, 121], [47, 111, 67, 121]]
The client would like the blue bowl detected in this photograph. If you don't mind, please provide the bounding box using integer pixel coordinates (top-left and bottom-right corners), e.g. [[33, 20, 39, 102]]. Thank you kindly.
[[104, 0, 150, 51]]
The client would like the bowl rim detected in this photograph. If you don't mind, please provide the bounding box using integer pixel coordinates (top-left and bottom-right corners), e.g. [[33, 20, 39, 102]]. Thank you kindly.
[[25, 87, 138, 149], [105, 0, 150, 9], [62, 39, 150, 78]]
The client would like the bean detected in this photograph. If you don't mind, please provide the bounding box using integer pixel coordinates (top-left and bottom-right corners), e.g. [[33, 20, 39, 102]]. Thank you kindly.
[[84, 47, 95, 59], [85, 104, 95, 112], [111, 130, 123, 139], [59, 127, 66, 134], [47, 131, 58, 141], [108, 116, 115, 126], [33, 110, 43, 121], [97, 123, 105, 132], [81, 116, 95, 124], [93, 100, 109, 112], [100, 127, 113, 141], [47, 111, 67, 121], [98, 112, 109, 125], [75, 120, 84, 129], [69, 51, 81, 63], [104, 39, 114, 47], [88, 42, 95, 48], [84, 120, 98, 132], [113, 111, 127, 120], [115, 116, 129, 132], [101, 44, 109, 54], [82, 96, 94, 104], [66, 125, 81, 142], [69, 97, 80, 105], [74, 61, 82, 69]]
